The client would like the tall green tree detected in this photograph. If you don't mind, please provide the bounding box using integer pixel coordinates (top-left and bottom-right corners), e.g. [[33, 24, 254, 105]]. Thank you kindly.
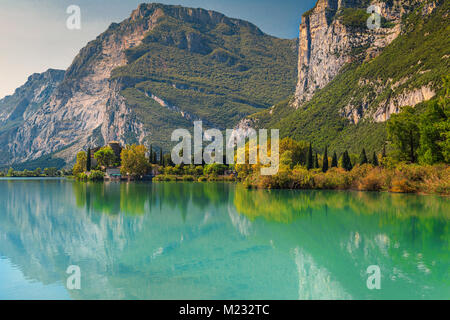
[[87, 148, 91, 171], [7, 167, 14, 177], [359, 148, 368, 165], [314, 152, 319, 169], [342, 151, 353, 171], [322, 146, 329, 172], [279, 138, 309, 166], [331, 152, 338, 168], [372, 152, 379, 166], [160, 149, 163, 166], [44, 167, 58, 176], [163, 153, 174, 167], [387, 106, 420, 163], [73, 151, 87, 175], [417, 80, 449, 164], [149, 145, 153, 164], [94, 146, 116, 168], [306, 143, 313, 170], [120, 145, 149, 177]]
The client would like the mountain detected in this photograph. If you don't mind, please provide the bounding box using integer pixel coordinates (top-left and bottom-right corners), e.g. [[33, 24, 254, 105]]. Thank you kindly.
[[2, 1, 447, 168], [0, 3, 297, 168], [0, 69, 65, 166], [247, 0, 449, 154]]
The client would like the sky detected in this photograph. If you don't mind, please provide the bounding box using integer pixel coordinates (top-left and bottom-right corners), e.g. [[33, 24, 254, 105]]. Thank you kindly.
[[0, 0, 317, 99]]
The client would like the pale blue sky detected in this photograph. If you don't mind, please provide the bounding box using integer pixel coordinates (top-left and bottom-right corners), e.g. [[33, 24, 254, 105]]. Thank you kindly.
[[0, 0, 316, 99]]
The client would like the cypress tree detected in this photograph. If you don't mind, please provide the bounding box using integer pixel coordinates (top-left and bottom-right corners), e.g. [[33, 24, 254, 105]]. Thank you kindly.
[[87, 148, 91, 172], [306, 143, 313, 170], [331, 152, 338, 168], [372, 152, 379, 166], [160, 149, 163, 166], [314, 152, 319, 169], [382, 144, 387, 158], [149, 145, 153, 164], [342, 151, 353, 171], [359, 148, 368, 165], [322, 146, 329, 173]]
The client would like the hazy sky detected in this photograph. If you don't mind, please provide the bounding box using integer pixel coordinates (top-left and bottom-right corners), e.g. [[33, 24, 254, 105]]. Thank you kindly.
[[0, 0, 316, 99]]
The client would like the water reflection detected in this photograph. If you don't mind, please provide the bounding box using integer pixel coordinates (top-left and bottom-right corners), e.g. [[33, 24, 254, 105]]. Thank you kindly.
[[0, 180, 448, 299]]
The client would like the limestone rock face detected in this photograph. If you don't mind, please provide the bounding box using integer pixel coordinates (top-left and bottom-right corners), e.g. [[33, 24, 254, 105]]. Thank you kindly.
[[0, 69, 65, 165], [0, 69, 64, 124], [294, 0, 416, 107], [372, 86, 436, 122]]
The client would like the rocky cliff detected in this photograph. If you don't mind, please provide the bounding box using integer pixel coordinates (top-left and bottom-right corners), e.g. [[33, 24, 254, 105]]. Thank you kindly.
[[0, 69, 64, 124], [0, 69, 65, 165], [247, 0, 448, 154], [294, 0, 420, 107]]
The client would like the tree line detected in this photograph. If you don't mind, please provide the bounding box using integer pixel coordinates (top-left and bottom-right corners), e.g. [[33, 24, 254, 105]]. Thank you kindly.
[[1, 167, 66, 177]]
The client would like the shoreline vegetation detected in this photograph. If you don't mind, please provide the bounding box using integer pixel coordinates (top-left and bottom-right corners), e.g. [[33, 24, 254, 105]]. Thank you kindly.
[[241, 163, 449, 195], [2, 82, 448, 196], [2, 155, 448, 196]]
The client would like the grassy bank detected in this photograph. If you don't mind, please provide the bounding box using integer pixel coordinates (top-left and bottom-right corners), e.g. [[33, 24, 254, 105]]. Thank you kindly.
[[241, 163, 449, 196], [153, 174, 236, 182]]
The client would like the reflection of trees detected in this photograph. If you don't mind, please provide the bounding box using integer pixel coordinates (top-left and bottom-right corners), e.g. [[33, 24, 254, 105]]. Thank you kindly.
[[233, 188, 450, 298], [234, 188, 449, 261], [234, 187, 449, 222], [1, 180, 448, 299], [73, 182, 231, 219]]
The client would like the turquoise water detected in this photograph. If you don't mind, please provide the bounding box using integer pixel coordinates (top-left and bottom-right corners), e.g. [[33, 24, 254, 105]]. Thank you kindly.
[[0, 178, 448, 300]]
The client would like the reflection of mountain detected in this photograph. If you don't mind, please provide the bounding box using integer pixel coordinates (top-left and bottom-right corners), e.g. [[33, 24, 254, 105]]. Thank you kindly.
[[294, 248, 351, 300], [0, 180, 448, 299]]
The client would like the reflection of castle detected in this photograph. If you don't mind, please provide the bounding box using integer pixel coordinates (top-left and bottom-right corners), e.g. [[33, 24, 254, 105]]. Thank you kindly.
[[90, 141, 123, 168]]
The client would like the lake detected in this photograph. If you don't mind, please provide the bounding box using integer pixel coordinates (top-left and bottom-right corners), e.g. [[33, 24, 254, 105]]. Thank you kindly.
[[0, 178, 448, 300]]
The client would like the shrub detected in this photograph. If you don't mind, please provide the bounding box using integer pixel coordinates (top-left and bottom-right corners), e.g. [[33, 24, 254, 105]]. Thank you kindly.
[[431, 179, 450, 195], [183, 175, 195, 181], [88, 170, 105, 181], [153, 174, 177, 181], [395, 163, 430, 182], [358, 169, 385, 191], [422, 165, 450, 195], [291, 168, 314, 189], [203, 163, 228, 176], [390, 178, 418, 193], [223, 175, 236, 182], [271, 169, 293, 189], [198, 176, 208, 182], [76, 172, 88, 181], [242, 178, 252, 189], [315, 167, 351, 190], [338, 8, 370, 29]]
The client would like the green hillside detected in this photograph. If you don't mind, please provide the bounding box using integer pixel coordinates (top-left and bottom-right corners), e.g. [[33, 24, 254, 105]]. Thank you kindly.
[[251, 0, 449, 155]]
